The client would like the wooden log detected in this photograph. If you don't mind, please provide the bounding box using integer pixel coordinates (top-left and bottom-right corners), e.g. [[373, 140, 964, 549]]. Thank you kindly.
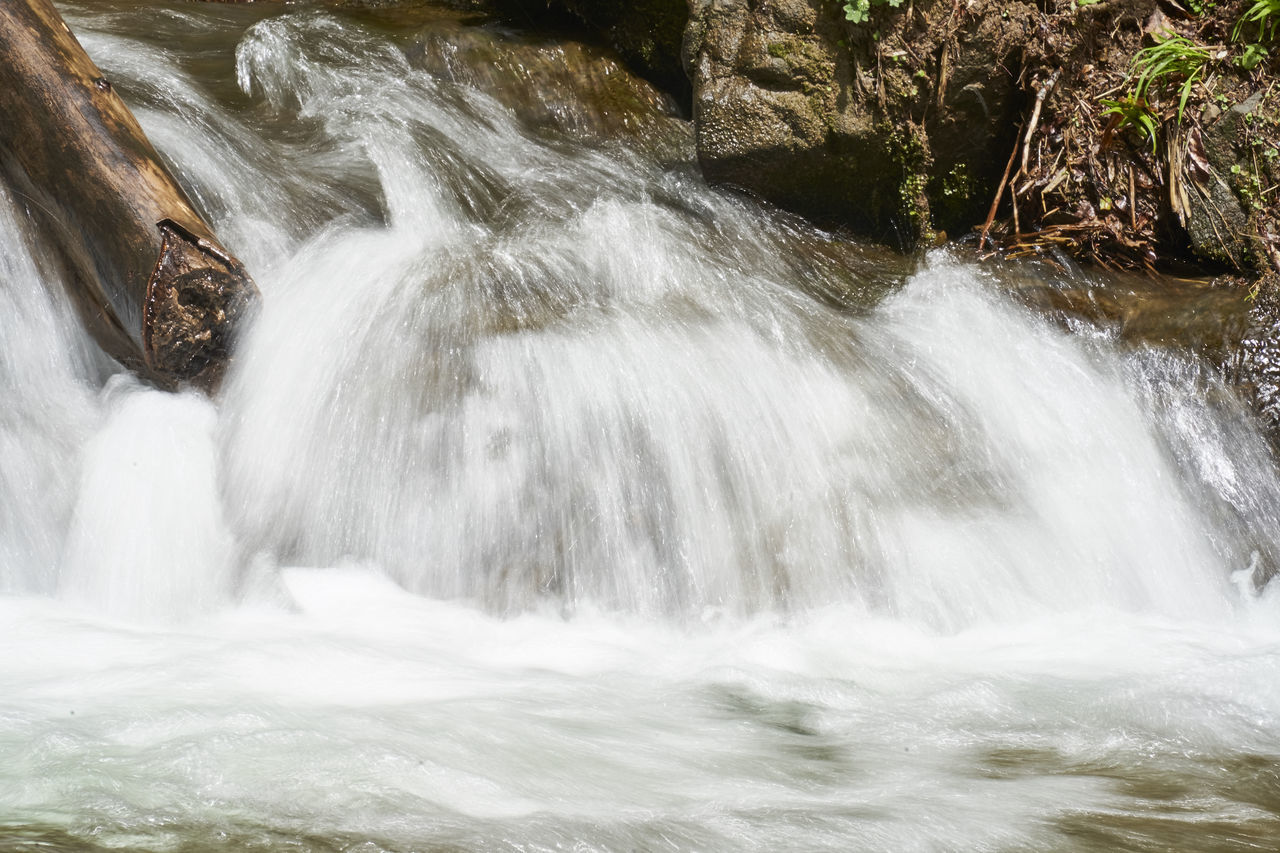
[[0, 0, 259, 391]]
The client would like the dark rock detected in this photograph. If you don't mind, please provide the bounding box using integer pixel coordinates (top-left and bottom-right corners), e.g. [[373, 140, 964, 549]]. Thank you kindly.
[[1187, 102, 1266, 270], [685, 0, 889, 231], [1228, 273, 1280, 440], [406, 21, 692, 160], [496, 0, 690, 104], [684, 0, 1034, 246]]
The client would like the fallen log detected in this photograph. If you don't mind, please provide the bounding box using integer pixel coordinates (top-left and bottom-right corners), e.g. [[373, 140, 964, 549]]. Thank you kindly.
[[0, 0, 259, 391]]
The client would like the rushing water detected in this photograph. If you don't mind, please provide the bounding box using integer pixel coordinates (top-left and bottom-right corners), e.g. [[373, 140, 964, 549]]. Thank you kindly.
[[3, 2, 1280, 850]]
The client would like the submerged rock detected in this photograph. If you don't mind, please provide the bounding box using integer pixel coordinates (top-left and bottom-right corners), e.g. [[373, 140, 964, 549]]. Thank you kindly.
[[494, 0, 690, 102], [405, 17, 692, 161], [1229, 274, 1280, 439]]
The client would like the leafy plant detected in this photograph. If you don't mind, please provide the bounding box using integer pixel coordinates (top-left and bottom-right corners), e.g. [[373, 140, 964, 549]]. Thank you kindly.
[[1230, 162, 1267, 212], [1130, 35, 1213, 124], [1237, 42, 1270, 69], [1100, 96, 1161, 151], [1233, 0, 1280, 43], [842, 0, 903, 25]]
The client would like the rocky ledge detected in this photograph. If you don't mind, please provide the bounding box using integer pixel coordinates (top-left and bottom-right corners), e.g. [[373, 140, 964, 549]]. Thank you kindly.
[[505, 0, 1280, 434]]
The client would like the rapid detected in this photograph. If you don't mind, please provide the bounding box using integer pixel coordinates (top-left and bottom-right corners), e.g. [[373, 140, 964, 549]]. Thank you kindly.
[[2, 2, 1280, 849]]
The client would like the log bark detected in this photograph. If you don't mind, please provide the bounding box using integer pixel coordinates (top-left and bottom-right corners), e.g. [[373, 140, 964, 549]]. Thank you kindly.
[[0, 0, 259, 391]]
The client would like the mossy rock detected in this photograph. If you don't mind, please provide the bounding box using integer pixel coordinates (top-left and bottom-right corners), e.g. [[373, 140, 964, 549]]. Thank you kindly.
[[685, 0, 1030, 246]]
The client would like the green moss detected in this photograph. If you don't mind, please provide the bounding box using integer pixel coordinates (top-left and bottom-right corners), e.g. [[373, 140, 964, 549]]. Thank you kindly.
[[766, 36, 835, 94], [1230, 162, 1265, 212], [933, 162, 976, 224], [881, 122, 934, 242]]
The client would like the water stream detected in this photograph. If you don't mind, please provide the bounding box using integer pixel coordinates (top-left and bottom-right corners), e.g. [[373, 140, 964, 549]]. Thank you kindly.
[[3, 2, 1280, 849]]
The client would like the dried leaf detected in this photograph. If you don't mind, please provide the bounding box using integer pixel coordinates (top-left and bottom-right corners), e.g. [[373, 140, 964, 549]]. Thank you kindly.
[[1187, 126, 1211, 183], [1144, 8, 1172, 38]]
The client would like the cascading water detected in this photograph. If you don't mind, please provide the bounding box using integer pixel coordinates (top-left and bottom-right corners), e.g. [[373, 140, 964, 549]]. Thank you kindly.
[[3, 2, 1280, 850]]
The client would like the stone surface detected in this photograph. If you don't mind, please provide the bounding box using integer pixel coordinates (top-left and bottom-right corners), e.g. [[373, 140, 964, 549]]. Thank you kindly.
[[407, 21, 692, 161], [684, 0, 1035, 245], [1187, 96, 1270, 270], [496, 0, 690, 101]]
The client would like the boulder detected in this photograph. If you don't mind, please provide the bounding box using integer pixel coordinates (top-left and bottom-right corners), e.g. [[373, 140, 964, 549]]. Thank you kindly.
[[496, 0, 690, 102], [684, 0, 1037, 245], [406, 19, 691, 160]]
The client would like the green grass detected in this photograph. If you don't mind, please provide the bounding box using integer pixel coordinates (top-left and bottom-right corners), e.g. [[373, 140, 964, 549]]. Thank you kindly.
[[1130, 35, 1213, 124], [1100, 96, 1160, 152], [1234, 0, 1280, 44]]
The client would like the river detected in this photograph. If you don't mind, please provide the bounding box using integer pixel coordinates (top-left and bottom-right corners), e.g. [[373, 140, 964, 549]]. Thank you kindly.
[[2, 2, 1280, 850]]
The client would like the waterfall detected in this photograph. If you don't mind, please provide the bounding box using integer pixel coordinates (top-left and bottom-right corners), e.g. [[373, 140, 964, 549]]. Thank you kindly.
[[2, 3, 1279, 850]]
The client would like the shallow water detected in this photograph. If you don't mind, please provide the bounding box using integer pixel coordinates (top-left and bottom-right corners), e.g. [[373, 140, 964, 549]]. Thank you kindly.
[[2, 2, 1280, 850]]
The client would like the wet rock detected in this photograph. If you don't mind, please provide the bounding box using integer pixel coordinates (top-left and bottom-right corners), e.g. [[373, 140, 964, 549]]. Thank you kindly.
[[685, 0, 882, 229], [684, 0, 1035, 245], [495, 0, 690, 102], [1228, 273, 1280, 440], [406, 21, 692, 161], [1008, 264, 1252, 360], [1186, 100, 1267, 270]]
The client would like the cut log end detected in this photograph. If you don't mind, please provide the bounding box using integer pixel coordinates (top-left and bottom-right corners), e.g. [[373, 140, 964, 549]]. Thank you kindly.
[[1, 0, 263, 395], [144, 220, 260, 392]]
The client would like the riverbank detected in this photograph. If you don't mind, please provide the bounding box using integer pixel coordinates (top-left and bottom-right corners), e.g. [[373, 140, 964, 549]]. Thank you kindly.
[[484, 0, 1280, 437], [5, 6, 1280, 851], [502, 0, 1280, 276]]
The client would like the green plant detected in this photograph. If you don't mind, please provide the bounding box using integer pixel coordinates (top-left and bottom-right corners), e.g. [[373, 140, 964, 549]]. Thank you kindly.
[[936, 163, 976, 222], [1130, 35, 1213, 123], [1233, 0, 1280, 43], [843, 0, 902, 25], [1237, 42, 1270, 69], [1100, 96, 1161, 151], [1097, 33, 1213, 152], [1230, 162, 1267, 212]]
